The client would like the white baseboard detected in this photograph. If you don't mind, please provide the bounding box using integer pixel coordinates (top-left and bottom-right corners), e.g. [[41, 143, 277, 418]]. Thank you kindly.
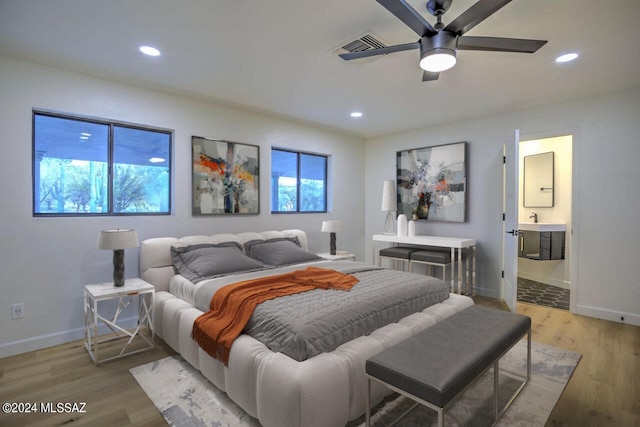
[[464, 287, 640, 327], [547, 278, 571, 290], [576, 304, 640, 327], [474, 284, 500, 299], [0, 316, 138, 359]]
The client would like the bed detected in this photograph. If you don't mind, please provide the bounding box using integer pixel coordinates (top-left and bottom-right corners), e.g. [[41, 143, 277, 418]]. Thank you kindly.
[[140, 229, 474, 427]]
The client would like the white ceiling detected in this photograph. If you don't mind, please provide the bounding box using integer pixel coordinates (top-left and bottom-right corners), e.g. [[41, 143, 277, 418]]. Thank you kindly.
[[1, 0, 639, 138]]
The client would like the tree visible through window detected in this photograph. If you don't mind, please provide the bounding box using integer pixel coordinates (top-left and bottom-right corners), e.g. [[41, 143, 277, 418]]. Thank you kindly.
[[271, 148, 327, 213], [33, 111, 171, 215]]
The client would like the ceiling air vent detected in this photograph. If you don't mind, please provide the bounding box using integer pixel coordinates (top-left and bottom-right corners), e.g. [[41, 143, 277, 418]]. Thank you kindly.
[[332, 32, 388, 63]]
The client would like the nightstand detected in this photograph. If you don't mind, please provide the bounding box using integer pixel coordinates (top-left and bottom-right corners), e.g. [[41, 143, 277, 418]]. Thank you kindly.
[[316, 252, 356, 261], [84, 278, 154, 364]]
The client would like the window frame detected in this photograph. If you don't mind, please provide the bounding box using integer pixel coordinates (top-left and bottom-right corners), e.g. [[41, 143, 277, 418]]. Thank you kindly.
[[270, 147, 328, 214], [32, 110, 173, 217]]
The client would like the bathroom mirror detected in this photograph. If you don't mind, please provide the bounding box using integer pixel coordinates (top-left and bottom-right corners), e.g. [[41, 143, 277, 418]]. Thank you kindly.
[[523, 151, 554, 207]]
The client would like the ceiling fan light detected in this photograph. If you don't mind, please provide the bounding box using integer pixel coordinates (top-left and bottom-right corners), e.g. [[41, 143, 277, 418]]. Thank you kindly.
[[420, 48, 457, 72]]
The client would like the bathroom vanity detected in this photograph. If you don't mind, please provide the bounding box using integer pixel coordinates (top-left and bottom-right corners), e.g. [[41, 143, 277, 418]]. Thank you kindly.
[[518, 223, 566, 260]]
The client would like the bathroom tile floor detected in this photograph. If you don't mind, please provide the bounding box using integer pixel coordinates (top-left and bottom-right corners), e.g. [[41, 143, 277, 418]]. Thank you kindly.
[[517, 277, 570, 310]]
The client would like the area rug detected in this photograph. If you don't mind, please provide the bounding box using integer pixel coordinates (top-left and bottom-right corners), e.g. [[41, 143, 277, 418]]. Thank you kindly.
[[130, 340, 580, 426]]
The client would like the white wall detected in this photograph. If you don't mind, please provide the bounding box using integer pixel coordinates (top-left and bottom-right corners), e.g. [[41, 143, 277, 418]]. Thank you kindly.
[[518, 136, 573, 225], [0, 55, 366, 357], [2, 53, 639, 358], [365, 87, 640, 326]]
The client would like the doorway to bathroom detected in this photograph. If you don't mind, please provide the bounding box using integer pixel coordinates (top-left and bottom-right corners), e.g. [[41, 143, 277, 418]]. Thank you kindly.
[[517, 134, 573, 310]]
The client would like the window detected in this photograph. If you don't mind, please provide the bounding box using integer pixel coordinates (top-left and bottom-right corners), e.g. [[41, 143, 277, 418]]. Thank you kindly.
[[271, 148, 327, 213], [33, 111, 171, 216]]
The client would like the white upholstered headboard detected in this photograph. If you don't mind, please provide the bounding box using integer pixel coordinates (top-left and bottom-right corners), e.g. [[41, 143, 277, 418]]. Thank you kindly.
[[139, 229, 309, 293]]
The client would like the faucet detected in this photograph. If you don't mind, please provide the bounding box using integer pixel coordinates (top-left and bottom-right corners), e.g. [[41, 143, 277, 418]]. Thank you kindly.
[[529, 212, 538, 223]]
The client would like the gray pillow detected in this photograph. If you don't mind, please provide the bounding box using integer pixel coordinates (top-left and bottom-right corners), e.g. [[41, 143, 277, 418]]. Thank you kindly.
[[171, 242, 265, 283], [244, 238, 321, 267]]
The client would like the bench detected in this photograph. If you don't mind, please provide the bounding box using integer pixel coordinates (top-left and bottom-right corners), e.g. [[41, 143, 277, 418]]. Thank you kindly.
[[378, 246, 418, 272], [409, 249, 453, 284], [365, 305, 531, 426]]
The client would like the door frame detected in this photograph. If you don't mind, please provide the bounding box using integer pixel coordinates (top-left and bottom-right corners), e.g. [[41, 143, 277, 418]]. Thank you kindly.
[[518, 129, 578, 313], [502, 130, 519, 312]]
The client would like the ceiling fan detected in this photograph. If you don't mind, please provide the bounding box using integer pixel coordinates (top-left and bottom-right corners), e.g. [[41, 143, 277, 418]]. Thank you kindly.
[[340, 0, 547, 81]]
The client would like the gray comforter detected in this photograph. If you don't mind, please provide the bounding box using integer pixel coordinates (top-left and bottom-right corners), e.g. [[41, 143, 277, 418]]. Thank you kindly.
[[194, 261, 449, 361]]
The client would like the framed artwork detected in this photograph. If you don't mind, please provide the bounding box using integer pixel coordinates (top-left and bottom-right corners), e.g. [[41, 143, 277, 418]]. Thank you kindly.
[[192, 136, 259, 215], [396, 141, 466, 222]]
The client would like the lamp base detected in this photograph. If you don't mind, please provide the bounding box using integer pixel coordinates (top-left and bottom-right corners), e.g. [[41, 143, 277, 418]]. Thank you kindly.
[[329, 232, 337, 256], [113, 249, 125, 287], [384, 211, 395, 235]]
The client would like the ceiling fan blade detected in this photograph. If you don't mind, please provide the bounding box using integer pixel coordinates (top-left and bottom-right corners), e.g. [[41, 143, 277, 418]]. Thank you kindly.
[[339, 42, 419, 60], [376, 0, 437, 37], [444, 0, 513, 35], [457, 36, 547, 53], [422, 70, 440, 81]]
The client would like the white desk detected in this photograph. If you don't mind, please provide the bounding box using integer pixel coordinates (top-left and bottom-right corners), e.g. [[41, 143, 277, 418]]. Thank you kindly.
[[372, 234, 476, 295]]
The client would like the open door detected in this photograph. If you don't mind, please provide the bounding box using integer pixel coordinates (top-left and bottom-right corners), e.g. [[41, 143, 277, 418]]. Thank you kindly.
[[502, 130, 520, 312]]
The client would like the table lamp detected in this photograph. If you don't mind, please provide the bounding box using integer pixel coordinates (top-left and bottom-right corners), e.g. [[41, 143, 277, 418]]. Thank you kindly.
[[381, 180, 396, 234], [97, 229, 139, 287], [321, 220, 343, 255]]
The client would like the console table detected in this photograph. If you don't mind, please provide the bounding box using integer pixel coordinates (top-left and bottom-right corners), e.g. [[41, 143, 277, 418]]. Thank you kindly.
[[372, 234, 476, 295]]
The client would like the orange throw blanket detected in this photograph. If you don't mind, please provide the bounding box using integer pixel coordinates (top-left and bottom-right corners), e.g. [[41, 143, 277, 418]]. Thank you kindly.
[[191, 266, 359, 365]]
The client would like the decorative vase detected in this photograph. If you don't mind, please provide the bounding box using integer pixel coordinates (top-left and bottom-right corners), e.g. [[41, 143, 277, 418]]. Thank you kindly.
[[397, 214, 408, 236], [408, 220, 416, 237], [416, 193, 430, 219]]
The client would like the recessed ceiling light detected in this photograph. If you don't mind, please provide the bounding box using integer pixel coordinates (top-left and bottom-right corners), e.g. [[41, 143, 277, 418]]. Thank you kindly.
[[139, 45, 161, 57], [555, 53, 578, 63], [350, 112, 363, 118]]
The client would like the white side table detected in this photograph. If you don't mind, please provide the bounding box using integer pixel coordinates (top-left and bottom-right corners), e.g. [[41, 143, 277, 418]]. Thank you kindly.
[[317, 252, 356, 261], [84, 278, 154, 364]]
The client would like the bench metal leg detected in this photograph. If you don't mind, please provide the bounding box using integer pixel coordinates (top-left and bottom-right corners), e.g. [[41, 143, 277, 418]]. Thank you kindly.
[[493, 329, 532, 425], [365, 377, 371, 427], [494, 359, 500, 421], [527, 330, 532, 380]]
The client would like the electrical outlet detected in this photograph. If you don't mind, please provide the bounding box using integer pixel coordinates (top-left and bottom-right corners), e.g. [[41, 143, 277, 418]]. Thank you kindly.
[[11, 303, 24, 319]]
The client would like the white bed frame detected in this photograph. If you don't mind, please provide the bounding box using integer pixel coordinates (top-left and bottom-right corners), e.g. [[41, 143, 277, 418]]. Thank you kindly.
[[140, 229, 474, 427]]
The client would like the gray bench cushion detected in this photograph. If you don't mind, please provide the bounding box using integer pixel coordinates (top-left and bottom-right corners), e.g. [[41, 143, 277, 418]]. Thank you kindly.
[[379, 246, 417, 260], [366, 305, 531, 408], [410, 250, 452, 264]]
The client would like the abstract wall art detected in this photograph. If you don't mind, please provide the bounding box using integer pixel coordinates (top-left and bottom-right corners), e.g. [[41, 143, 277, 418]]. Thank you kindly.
[[192, 136, 259, 215], [396, 142, 466, 222]]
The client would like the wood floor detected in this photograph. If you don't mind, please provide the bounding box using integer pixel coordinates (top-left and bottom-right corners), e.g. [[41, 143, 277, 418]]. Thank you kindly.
[[1, 298, 638, 427], [474, 297, 640, 427]]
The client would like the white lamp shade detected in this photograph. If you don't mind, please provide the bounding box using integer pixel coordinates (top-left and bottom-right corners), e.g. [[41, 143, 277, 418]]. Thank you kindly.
[[381, 180, 396, 211], [321, 220, 344, 233], [97, 229, 139, 250]]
